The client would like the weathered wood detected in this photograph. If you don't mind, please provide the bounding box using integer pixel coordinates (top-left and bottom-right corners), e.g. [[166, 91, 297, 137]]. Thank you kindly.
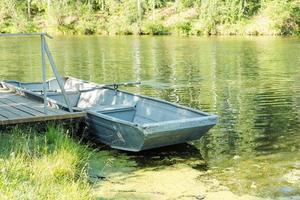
[[0, 98, 45, 116], [0, 112, 86, 126], [2, 94, 65, 115], [0, 89, 86, 126], [0, 104, 32, 118], [2, 94, 52, 114], [0, 115, 7, 120], [0, 107, 18, 118], [0, 98, 35, 117]]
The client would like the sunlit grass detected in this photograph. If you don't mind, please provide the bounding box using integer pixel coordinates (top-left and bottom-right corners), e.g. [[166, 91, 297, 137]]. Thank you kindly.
[[0, 125, 94, 200]]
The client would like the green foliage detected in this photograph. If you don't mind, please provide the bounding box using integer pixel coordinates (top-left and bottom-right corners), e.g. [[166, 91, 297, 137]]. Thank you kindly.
[[263, 0, 299, 35], [245, 0, 300, 35], [177, 0, 198, 9], [0, 125, 94, 199], [107, 16, 135, 35], [174, 21, 192, 35], [143, 20, 169, 35], [76, 9, 105, 35], [0, 0, 299, 35]]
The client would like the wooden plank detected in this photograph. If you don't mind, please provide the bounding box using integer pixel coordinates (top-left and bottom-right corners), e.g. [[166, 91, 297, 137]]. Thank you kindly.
[[3, 94, 65, 115], [2, 96, 47, 116], [0, 92, 33, 119], [0, 90, 86, 126], [0, 115, 7, 120], [29, 104, 67, 115], [0, 112, 86, 125], [0, 97, 39, 118], [0, 109, 9, 119], [0, 106, 20, 118], [0, 103, 32, 118], [0, 92, 67, 115], [0, 98, 45, 116]]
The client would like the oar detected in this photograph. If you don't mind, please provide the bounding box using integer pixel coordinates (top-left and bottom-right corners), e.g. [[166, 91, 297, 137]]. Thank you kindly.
[[29, 81, 141, 93], [104, 81, 141, 90], [73, 81, 142, 92]]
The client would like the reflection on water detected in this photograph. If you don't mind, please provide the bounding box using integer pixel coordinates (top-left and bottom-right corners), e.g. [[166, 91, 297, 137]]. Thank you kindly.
[[0, 36, 299, 198], [126, 143, 204, 168]]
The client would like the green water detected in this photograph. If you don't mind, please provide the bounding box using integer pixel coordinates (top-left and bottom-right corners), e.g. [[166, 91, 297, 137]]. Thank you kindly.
[[0, 36, 299, 199]]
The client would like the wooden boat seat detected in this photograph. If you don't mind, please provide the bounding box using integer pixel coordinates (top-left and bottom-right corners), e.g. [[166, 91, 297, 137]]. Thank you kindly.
[[94, 104, 136, 112], [73, 104, 136, 112]]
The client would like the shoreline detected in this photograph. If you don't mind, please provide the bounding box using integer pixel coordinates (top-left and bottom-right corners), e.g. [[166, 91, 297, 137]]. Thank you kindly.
[[2, 32, 299, 37]]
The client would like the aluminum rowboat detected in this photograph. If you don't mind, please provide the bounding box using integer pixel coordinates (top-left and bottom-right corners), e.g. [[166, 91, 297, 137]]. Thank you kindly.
[[2, 77, 217, 152]]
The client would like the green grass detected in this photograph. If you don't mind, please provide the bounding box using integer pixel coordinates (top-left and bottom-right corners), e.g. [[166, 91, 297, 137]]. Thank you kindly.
[[0, 125, 95, 200]]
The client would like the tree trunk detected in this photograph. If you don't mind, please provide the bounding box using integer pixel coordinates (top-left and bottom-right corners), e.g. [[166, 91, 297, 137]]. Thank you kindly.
[[102, 0, 105, 11], [88, 0, 92, 12], [47, 0, 51, 11], [152, 0, 155, 19], [27, 0, 31, 18], [137, 0, 142, 33]]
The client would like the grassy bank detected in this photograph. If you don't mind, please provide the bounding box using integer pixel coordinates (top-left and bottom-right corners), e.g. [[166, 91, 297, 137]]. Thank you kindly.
[[0, 125, 94, 199], [0, 0, 299, 36]]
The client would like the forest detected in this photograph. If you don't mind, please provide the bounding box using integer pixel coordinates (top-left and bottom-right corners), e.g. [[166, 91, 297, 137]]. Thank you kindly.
[[0, 0, 299, 36]]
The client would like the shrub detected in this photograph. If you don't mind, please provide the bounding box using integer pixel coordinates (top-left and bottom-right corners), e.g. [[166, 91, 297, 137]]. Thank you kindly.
[[246, 0, 300, 35], [143, 20, 169, 35], [173, 21, 192, 35]]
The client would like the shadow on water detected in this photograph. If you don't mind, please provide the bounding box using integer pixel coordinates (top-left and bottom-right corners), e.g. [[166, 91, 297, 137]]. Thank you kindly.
[[125, 143, 206, 169], [85, 132, 207, 170]]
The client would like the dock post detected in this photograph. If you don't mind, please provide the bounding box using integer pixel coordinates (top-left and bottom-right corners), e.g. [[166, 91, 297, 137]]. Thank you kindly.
[[43, 40, 73, 113], [41, 34, 48, 114]]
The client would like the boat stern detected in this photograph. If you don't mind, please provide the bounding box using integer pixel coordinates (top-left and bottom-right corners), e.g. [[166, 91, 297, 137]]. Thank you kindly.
[[87, 112, 146, 152], [139, 115, 217, 151]]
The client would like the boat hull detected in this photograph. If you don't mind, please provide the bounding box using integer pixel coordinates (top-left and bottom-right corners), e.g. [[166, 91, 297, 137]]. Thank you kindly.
[[87, 111, 217, 151]]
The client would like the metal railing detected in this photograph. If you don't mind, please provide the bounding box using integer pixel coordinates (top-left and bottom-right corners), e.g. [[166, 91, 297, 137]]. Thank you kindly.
[[0, 33, 73, 113]]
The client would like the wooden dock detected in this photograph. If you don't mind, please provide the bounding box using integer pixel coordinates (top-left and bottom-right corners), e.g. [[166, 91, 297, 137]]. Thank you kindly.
[[0, 88, 85, 125]]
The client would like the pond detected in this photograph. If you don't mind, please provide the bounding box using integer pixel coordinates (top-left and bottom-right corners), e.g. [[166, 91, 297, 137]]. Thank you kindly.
[[0, 36, 299, 199]]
